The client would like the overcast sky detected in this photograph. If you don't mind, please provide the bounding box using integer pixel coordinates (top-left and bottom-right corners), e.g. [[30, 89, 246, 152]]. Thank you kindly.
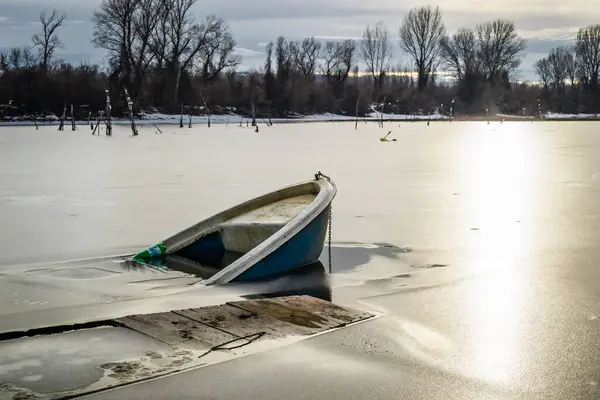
[[0, 0, 597, 80]]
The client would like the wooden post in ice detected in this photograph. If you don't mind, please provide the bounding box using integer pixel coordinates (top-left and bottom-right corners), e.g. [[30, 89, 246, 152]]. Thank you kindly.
[[250, 99, 257, 127], [91, 112, 102, 135], [88, 111, 93, 130], [105, 89, 112, 136], [355, 95, 360, 130], [58, 104, 66, 131], [70, 105, 77, 131], [180, 103, 184, 128], [379, 96, 386, 128], [124, 88, 138, 136], [267, 102, 273, 126], [198, 89, 210, 128]]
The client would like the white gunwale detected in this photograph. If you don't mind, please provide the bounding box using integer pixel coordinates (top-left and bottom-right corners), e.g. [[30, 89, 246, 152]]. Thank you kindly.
[[154, 177, 336, 285]]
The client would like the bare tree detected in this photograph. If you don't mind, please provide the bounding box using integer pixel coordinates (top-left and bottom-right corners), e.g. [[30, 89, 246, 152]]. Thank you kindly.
[[8, 47, 23, 70], [290, 37, 321, 79], [92, 0, 166, 99], [440, 28, 479, 81], [400, 5, 445, 91], [133, 0, 169, 95], [547, 46, 571, 89], [22, 47, 36, 68], [476, 19, 526, 83], [360, 22, 392, 90], [565, 46, 578, 88], [275, 36, 293, 81], [196, 16, 241, 83], [6, 46, 35, 70], [0, 52, 7, 72], [575, 24, 600, 88], [32, 10, 67, 70], [264, 41, 275, 102], [149, 1, 241, 101], [321, 40, 357, 97], [534, 58, 551, 89], [149, 0, 197, 103], [272, 36, 294, 115]]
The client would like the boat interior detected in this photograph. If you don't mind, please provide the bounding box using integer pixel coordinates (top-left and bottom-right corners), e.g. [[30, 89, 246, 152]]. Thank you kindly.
[[128, 194, 317, 279]]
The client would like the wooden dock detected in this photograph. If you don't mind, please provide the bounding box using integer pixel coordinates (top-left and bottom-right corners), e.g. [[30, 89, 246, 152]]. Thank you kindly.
[[0, 296, 375, 400]]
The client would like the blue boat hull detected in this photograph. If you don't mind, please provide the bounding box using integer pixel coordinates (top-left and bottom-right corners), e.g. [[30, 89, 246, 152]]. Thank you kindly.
[[132, 176, 337, 284], [233, 206, 330, 282], [172, 206, 330, 283]]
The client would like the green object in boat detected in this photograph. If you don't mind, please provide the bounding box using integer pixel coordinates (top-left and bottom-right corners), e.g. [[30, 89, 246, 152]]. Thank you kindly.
[[133, 242, 167, 260]]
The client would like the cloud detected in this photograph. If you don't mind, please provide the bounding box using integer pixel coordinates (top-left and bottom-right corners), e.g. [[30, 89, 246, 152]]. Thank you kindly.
[[313, 36, 363, 41], [0, 0, 597, 80], [518, 27, 580, 41], [233, 47, 263, 58]]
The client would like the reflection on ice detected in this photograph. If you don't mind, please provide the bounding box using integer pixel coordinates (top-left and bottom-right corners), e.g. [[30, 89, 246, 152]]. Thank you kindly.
[[462, 127, 536, 384]]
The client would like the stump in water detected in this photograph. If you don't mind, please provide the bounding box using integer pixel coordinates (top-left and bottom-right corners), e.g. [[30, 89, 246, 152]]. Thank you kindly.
[[58, 104, 66, 131], [124, 89, 137, 136], [71, 105, 77, 131], [105, 89, 112, 136], [180, 103, 184, 128]]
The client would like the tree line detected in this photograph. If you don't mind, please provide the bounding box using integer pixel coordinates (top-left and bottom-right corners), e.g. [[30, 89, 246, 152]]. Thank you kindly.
[[533, 25, 600, 114], [1, 1, 599, 120]]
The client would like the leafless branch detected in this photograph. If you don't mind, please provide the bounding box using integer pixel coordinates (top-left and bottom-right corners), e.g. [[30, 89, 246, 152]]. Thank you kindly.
[[534, 58, 551, 89], [476, 19, 526, 83], [400, 5, 445, 90], [575, 25, 600, 87], [440, 28, 479, 81], [32, 9, 67, 70], [290, 37, 321, 79], [360, 21, 392, 87]]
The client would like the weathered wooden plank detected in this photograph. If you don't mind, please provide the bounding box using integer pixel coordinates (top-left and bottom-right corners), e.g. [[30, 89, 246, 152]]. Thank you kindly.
[[229, 296, 349, 331], [176, 304, 312, 339], [114, 312, 236, 350], [113, 297, 373, 351], [272, 296, 374, 325]]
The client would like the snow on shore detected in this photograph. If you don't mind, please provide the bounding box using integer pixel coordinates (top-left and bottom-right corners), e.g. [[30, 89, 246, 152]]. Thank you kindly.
[[544, 112, 600, 119], [2, 111, 598, 127], [0, 111, 450, 126]]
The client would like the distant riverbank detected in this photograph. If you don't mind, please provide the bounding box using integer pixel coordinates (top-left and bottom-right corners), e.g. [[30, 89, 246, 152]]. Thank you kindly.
[[1, 112, 599, 127]]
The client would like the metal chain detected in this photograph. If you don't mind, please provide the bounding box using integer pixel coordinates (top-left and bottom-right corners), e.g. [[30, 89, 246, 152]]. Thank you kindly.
[[315, 171, 331, 181], [328, 205, 332, 274], [315, 171, 333, 274]]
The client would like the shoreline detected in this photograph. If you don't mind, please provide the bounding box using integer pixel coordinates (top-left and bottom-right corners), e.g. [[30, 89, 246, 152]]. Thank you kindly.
[[1, 114, 599, 127]]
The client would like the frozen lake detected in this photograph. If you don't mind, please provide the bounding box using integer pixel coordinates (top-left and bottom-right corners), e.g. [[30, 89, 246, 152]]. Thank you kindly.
[[3, 120, 600, 398]]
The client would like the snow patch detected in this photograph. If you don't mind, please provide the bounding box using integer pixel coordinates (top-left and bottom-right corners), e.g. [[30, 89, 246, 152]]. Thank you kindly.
[[544, 112, 600, 119]]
